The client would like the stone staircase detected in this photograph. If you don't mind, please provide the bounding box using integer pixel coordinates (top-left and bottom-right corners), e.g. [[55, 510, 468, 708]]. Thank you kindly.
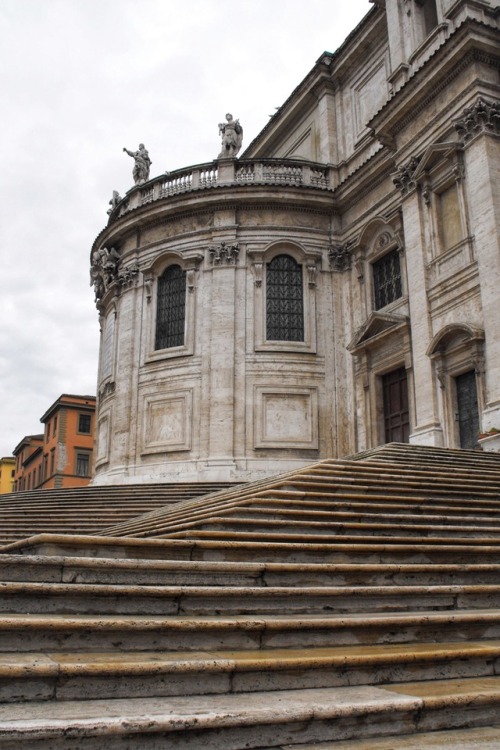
[[0, 482, 234, 547], [0, 444, 500, 748]]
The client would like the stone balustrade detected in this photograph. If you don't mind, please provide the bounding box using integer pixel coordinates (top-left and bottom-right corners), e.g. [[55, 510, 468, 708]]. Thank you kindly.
[[109, 158, 335, 222]]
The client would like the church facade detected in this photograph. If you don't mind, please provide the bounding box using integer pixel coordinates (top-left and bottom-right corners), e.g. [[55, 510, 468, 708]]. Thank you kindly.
[[90, 0, 500, 485]]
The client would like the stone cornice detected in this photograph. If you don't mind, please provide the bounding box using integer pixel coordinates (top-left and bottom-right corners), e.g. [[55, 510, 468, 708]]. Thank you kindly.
[[368, 19, 500, 144]]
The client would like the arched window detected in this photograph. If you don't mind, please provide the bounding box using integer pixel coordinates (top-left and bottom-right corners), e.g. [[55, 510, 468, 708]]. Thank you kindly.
[[155, 264, 186, 350], [266, 254, 304, 342]]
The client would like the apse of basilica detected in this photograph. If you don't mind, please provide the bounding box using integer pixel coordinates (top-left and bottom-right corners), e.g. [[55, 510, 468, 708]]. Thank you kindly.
[[90, 0, 500, 485]]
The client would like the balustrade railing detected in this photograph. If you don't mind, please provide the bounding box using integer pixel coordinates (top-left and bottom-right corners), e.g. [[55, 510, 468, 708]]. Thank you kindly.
[[110, 158, 334, 222]]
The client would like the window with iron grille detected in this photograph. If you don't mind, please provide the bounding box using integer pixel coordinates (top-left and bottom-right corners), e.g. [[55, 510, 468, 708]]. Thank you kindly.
[[155, 264, 186, 350], [373, 250, 402, 310], [266, 255, 304, 341]]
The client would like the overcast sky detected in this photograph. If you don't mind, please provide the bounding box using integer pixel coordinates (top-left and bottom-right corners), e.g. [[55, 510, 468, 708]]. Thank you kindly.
[[0, 0, 370, 458]]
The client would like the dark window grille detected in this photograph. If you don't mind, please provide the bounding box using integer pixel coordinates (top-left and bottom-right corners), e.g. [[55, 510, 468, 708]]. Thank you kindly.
[[155, 264, 186, 350], [78, 414, 91, 434], [266, 254, 304, 341], [373, 250, 402, 310]]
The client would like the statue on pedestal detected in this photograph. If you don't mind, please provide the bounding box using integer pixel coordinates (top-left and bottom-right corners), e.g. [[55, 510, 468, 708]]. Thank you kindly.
[[218, 114, 243, 158], [123, 143, 152, 184]]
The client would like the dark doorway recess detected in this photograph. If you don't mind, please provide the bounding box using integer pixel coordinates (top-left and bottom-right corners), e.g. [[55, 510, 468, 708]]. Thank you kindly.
[[455, 370, 479, 449], [383, 367, 410, 443]]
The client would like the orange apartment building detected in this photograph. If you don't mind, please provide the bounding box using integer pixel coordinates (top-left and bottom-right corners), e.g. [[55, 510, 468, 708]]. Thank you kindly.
[[12, 435, 44, 492], [12, 394, 96, 491]]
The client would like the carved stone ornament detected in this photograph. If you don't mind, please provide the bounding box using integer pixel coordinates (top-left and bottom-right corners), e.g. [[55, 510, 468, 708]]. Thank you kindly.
[[328, 242, 353, 272], [99, 381, 116, 401], [90, 246, 121, 302], [143, 272, 153, 303], [392, 156, 422, 196], [117, 263, 139, 290], [252, 261, 264, 287], [209, 241, 240, 266], [306, 262, 318, 288], [454, 97, 500, 144]]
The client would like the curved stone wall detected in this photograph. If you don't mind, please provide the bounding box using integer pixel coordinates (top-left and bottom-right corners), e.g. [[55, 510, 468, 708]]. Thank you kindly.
[[91, 167, 352, 484]]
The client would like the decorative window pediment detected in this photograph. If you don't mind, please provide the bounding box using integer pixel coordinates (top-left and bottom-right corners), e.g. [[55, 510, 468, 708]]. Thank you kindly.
[[348, 311, 409, 354]]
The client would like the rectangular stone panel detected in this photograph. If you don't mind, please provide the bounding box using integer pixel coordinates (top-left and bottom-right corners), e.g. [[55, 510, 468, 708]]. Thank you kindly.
[[142, 391, 192, 454], [96, 413, 111, 464], [254, 387, 318, 449]]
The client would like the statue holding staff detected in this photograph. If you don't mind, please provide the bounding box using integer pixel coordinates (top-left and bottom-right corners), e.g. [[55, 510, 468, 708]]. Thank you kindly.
[[123, 143, 152, 184]]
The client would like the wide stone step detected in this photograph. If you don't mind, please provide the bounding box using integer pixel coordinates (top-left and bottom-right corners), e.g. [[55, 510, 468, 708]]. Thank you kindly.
[[2, 610, 500, 652], [231, 505, 500, 525], [289, 725, 500, 749], [2, 581, 500, 616], [164, 529, 500, 545], [2, 641, 500, 703], [107, 499, 500, 538], [4, 579, 500, 616], [1, 678, 500, 749], [4, 554, 500, 588], [163, 518, 500, 540], [6, 534, 500, 565]]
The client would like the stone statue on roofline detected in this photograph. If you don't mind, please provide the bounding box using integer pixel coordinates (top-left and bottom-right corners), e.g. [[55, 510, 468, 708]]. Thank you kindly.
[[218, 113, 243, 158], [123, 143, 152, 184]]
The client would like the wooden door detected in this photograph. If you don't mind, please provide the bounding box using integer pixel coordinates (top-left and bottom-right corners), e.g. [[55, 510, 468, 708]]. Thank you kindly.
[[382, 367, 410, 443]]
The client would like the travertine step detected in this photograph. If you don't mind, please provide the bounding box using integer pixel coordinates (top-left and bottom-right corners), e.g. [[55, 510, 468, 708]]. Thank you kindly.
[[162, 518, 500, 540], [107, 499, 500, 539], [0, 482, 235, 546], [287, 725, 500, 749], [9, 578, 500, 613], [2, 610, 500, 652], [4, 554, 500, 587], [1, 678, 500, 749], [2, 641, 500, 703], [231, 504, 500, 524], [6, 533, 500, 565], [3, 580, 500, 615]]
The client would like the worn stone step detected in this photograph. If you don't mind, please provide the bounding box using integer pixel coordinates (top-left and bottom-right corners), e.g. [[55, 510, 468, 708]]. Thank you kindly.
[[109, 499, 500, 539], [1, 678, 500, 749], [284, 725, 500, 749], [2, 610, 500, 653], [6, 534, 500, 565], [114, 486, 500, 525], [231, 505, 500, 525], [2, 640, 500, 703], [2, 581, 500, 616], [162, 517, 500, 540], [165, 529, 500, 545], [4, 554, 500, 588]]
